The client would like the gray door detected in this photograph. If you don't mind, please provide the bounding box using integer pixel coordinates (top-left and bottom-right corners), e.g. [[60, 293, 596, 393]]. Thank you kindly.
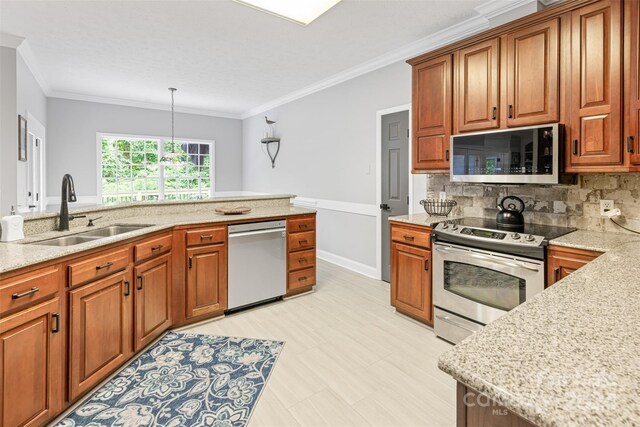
[[381, 110, 409, 283]]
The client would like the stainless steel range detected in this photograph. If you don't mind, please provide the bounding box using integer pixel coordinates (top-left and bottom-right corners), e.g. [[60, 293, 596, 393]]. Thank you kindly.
[[432, 218, 574, 344]]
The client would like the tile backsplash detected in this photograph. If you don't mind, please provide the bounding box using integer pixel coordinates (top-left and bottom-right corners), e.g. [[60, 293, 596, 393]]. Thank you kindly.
[[425, 173, 640, 234]]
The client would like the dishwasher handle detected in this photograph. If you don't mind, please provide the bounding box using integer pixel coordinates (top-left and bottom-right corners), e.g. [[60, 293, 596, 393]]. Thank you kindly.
[[229, 227, 286, 238]]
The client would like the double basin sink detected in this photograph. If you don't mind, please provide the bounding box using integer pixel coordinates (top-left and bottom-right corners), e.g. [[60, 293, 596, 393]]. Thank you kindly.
[[30, 225, 153, 247]]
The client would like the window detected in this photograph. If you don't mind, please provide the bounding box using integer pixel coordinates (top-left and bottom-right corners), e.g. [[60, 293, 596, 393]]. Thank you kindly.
[[99, 135, 214, 205]]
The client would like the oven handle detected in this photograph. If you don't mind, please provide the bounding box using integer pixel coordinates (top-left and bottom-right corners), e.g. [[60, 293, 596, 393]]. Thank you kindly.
[[434, 245, 541, 272]]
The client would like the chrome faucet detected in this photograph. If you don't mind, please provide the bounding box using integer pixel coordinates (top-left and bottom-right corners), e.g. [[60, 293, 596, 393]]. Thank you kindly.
[[59, 174, 78, 231]]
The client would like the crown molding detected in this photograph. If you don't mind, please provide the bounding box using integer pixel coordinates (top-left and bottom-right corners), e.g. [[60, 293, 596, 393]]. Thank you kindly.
[[0, 32, 24, 49], [537, 0, 563, 6], [48, 91, 243, 120], [240, 0, 538, 119]]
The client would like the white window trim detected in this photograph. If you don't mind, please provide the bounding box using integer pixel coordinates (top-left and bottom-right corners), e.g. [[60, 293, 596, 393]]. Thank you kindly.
[[96, 132, 216, 203]]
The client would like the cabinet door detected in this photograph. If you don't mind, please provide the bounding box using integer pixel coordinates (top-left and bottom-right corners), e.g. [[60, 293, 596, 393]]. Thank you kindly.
[[569, 0, 622, 166], [413, 54, 452, 171], [1, 298, 62, 427], [390, 242, 432, 324], [456, 38, 500, 132], [546, 247, 601, 286], [186, 244, 227, 318], [134, 254, 171, 352], [506, 18, 560, 127], [69, 271, 132, 400], [627, 0, 640, 164]]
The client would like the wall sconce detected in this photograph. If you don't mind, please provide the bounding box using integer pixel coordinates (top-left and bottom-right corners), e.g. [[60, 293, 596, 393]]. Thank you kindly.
[[261, 116, 280, 168]]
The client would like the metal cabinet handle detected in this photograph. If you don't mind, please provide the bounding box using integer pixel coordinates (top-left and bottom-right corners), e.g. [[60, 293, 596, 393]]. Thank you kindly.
[[137, 276, 143, 290], [96, 261, 113, 270], [52, 313, 60, 333], [200, 235, 213, 240], [572, 139, 578, 155], [298, 276, 308, 281], [298, 224, 308, 229], [424, 259, 429, 271], [188, 256, 193, 269], [12, 287, 40, 299], [628, 136, 635, 154], [491, 106, 497, 120], [445, 150, 449, 161], [553, 267, 559, 283], [508, 105, 513, 118], [403, 235, 415, 241], [299, 239, 308, 245], [124, 281, 130, 296], [151, 244, 164, 251], [298, 258, 308, 263]]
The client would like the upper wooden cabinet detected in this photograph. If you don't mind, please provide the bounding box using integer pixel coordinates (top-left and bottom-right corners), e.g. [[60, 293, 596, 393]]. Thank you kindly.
[[626, 0, 640, 164], [412, 54, 452, 171], [456, 38, 500, 132], [569, 0, 623, 167], [506, 18, 560, 126]]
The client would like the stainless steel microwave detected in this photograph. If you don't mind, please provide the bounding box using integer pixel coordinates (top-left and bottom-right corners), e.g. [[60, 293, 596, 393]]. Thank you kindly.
[[450, 123, 561, 184]]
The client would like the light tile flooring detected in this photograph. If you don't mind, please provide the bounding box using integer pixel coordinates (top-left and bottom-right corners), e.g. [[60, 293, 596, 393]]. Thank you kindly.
[[183, 260, 456, 427]]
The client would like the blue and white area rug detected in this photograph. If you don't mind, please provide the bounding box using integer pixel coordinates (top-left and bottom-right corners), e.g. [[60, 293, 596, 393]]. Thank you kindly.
[[55, 332, 284, 427]]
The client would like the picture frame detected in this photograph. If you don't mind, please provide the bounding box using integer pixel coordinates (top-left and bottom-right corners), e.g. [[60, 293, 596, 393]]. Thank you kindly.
[[18, 115, 27, 161]]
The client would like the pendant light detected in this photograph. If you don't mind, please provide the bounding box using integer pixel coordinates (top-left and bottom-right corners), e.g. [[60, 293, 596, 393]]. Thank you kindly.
[[160, 87, 185, 164]]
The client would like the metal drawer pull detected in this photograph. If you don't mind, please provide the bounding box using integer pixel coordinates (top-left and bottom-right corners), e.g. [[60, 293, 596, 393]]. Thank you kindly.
[[299, 239, 308, 244], [96, 262, 113, 270], [553, 267, 559, 282], [572, 139, 578, 155], [52, 313, 60, 333], [508, 104, 513, 118], [151, 244, 164, 251], [12, 287, 40, 299], [124, 281, 131, 296], [298, 258, 308, 263], [298, 276, 308, 281], [299, 224, 308, 229], [137, 276, 143, 290], [200, 235, 214, 240], [403, 235, 415, 241], [491, 106, 496, 120], [628, 136, 635, 154], [424, 259, 429, 271]]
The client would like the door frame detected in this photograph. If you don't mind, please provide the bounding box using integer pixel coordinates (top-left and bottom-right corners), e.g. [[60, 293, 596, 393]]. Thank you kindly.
[[27, 113, 46, 212], [375, 103, 412, 281]]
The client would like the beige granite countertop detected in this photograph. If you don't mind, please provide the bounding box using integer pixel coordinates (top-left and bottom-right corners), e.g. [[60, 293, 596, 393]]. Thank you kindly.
[[0, 206, 314, 275], [388, 212, 463, 227], [439, 235, 640, 426]]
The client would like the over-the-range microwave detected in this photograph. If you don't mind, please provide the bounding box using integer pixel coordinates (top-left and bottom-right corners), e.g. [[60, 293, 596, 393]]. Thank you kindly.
[[450, 123, 561, 184]]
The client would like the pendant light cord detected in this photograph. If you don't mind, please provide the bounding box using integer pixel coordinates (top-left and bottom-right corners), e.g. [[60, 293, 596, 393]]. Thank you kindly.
[[169, 88, 176, 151]]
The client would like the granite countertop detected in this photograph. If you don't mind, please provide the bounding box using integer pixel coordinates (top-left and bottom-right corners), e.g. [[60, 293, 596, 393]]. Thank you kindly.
[[388, 212, 463, 227], [438, 236, 640, 426], [0, 206, 314, 275]]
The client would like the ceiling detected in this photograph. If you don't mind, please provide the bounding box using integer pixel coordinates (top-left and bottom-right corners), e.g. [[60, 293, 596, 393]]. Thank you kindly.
[[1, 0, 495, 118]]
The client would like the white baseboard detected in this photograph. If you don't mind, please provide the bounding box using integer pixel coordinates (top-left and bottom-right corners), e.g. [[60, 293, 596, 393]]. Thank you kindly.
[[316, 249, 378, 279]]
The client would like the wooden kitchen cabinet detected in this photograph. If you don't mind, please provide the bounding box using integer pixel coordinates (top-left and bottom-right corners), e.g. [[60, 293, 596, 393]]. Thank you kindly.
[[568, 0, 623, 168], [506, 18, 560, 127], [390, 222, 433, 325], [546, 245, 602, 286], [412, 54, 452, 171], [1, 298, 62, 427], [287, 215, 316, 294], [186, 244, 227, 318], [626, 0, 640, 164], [68, 270, 133, 400], [456, 38, 500, 132], [134, 253, 171, 351]]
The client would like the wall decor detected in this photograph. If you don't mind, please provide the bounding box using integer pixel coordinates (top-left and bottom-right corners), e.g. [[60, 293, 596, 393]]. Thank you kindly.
[[18, 114, 27, 161], [261, 116, 281, 168]]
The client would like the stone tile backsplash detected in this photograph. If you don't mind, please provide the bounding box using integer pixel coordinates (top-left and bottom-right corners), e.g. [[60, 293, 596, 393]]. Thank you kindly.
[[425, 173, 640, 234]]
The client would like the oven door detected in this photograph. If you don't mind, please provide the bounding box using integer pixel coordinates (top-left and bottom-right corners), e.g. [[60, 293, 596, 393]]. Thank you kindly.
[[433, 242, 544, 325]]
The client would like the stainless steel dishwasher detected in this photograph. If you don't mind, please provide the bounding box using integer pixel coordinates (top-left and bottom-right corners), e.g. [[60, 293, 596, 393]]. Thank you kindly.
[[227, 220, 287, 311]]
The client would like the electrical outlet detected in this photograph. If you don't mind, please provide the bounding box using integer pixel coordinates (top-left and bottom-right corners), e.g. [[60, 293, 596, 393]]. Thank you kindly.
[[600, 200, 614, 216]]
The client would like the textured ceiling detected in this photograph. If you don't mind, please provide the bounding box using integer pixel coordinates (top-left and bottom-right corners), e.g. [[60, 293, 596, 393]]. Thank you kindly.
[[0, 0, 486, 116]]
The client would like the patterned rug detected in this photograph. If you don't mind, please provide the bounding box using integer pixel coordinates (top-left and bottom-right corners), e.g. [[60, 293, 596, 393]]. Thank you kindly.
[[55, 332, 284, 427]]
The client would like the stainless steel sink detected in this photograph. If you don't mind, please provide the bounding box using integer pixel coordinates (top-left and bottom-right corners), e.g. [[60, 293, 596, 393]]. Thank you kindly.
[[29, 224, 153, 247], [31, 235, 101, 247], [79, 225, 152, 238]]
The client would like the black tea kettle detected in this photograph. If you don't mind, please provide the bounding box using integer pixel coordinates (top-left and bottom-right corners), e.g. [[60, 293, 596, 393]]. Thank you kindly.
[[496, 196, 525, 230]]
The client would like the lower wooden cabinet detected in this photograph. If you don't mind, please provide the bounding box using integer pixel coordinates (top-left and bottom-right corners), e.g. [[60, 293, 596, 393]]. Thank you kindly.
[[68, 270, 133, 400], [0, 298, 62, 427], [186, 244, 227, 318], [546, 245, 602, 286], [456, 382, 536, 427], [390, 241, 433, 325], [134, 253, 172, 351], [286, 215, 317, 294]]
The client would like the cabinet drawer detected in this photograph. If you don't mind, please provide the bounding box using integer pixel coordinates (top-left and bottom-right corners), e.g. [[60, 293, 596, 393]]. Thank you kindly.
[[186, 226, 226, 247], [391, 224, 431, 249], [288, 249, 316, 271], [288, 230, 316, 252], [0, 266, 59, 314], [134, 233, 173, 262], [289, 267, 316, 290], [68, 247, 130, 286], [288, 216, 316, 233]]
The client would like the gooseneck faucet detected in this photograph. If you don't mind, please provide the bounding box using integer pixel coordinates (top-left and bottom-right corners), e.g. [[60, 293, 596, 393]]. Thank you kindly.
[[59, 174, 78, 231]]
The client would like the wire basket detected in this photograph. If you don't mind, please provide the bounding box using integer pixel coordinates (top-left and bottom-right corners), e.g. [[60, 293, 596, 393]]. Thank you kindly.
[[420, 199, 457, 216]]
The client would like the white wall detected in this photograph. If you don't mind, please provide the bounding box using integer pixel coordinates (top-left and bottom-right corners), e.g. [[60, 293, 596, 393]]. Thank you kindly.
[[242, 61, 412, 274], [46, 98, 243, 197], [0, 47, 18, 216]]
